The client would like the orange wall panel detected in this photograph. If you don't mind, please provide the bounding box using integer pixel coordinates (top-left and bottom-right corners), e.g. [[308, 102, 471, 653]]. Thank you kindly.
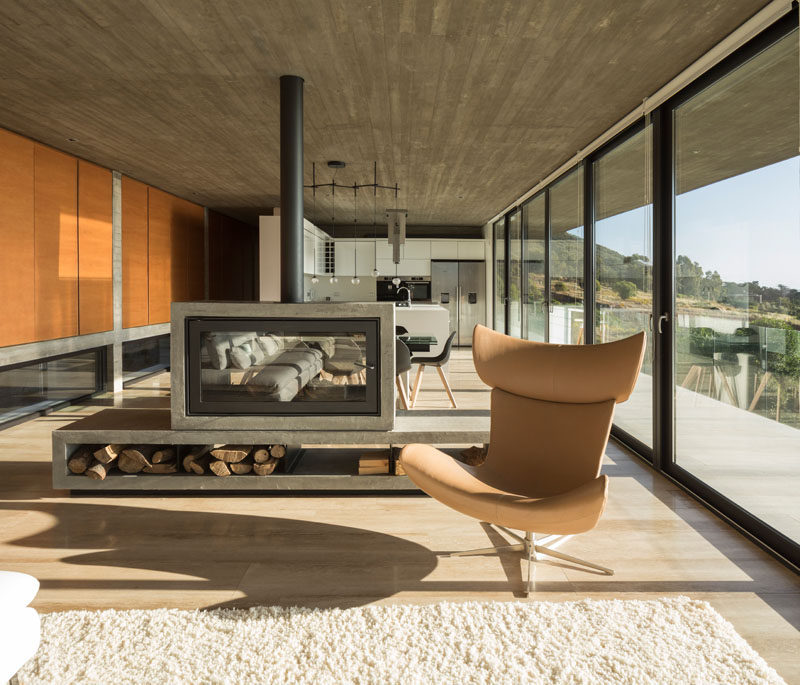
[[174, 196, 205, 302], [77, 160, 113, 334], [34, 144, 78, 341], [122, 176, 149, 328], [147, 187, 172, 324], [0, 129, 35, 347], [148, 188, 204, 324]]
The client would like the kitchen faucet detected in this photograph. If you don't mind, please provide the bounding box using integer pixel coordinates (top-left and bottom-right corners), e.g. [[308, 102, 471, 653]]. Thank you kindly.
[[396, 286, 412, 307]]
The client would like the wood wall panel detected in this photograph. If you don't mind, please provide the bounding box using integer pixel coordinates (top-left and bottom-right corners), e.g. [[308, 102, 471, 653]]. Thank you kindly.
[[147, 187, 172, 324], [122, 176, 149, 328], [34, 144, 78, 341], [77, 160, 113, 334], [0, 129, 35, 347]]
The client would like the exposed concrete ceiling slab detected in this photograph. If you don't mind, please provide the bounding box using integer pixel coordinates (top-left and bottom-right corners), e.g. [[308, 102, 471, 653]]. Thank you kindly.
[[0, 0, 772, 227]]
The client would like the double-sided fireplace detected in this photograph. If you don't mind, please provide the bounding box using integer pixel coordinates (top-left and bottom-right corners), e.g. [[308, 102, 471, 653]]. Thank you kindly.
[[171, 302, 395, 431]]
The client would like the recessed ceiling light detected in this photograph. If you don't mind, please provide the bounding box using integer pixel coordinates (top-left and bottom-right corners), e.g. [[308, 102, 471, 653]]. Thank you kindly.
[[67, 137, 78, 142]]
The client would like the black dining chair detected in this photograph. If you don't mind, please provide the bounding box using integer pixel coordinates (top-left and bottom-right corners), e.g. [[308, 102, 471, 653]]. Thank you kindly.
[[395, 339, 412, 410], [410, 329, 457, 408]]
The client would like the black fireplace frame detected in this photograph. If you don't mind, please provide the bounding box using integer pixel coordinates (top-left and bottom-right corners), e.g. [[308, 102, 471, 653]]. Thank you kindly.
[[185, 317, 381, 417]]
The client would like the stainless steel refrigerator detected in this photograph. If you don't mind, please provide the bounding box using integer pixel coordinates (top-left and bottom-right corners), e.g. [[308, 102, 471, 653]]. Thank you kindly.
[[430, 260, 486, 346]]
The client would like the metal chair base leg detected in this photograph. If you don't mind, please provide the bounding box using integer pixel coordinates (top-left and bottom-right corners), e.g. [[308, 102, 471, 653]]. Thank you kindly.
[[533, 544, 614, 575], [449, 543, 523, 557], [449, 525, 613, 595]]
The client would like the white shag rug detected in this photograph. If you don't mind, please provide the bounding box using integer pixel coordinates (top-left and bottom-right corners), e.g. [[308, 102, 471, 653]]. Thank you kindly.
[[19, 597, 784, 685]]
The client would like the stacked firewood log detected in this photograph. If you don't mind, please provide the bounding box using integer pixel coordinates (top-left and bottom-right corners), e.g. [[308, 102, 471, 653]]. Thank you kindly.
[[67, 444, 288, 479]]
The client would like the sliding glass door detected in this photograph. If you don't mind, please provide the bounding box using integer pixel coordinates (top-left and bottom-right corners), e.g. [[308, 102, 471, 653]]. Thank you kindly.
[[548, 168, 585, 344], [493, 218, 506, 333], [593, 126, 654, 448], [507, 210, 523, 338], [670, 27, 800, 546], [489, 11, 800, 566], [522, 194, 547, 342]]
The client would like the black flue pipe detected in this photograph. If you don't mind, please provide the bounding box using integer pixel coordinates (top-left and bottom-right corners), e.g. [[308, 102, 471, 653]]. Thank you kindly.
[[279, 75, 304, 303]]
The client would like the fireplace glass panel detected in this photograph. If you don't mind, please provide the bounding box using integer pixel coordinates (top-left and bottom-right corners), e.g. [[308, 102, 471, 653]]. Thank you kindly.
[[187, 318, 380, 415]]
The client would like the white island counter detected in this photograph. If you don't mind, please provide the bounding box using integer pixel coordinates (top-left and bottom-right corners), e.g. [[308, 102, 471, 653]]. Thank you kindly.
[[394, 304, 450, 358]]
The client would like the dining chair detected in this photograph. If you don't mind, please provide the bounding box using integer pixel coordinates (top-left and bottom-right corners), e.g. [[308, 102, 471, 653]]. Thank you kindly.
[[395, 339, 412, 410], [410, 330, 457, 408], [400, 325, 646, 595]]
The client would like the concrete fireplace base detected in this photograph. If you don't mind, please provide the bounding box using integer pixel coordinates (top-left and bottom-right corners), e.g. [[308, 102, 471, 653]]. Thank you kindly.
[[53, 408, 490, 492]]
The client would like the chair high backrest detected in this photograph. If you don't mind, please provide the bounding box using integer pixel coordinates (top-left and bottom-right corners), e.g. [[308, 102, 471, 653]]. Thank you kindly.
[[395, 339, 412, 376], [422, 329, 457, 365], [472, 325, 646, 497]]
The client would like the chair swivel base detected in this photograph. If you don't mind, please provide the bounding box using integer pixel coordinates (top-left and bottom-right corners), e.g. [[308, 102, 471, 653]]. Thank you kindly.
[[449, 524, 614, 596]]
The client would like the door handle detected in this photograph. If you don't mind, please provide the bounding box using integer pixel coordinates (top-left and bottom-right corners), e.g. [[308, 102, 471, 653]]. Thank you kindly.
[[657, 313, 669, 334]]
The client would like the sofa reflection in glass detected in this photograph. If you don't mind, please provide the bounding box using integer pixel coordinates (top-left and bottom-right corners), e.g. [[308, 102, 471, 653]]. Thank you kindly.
[[200, 330, 368, 404]]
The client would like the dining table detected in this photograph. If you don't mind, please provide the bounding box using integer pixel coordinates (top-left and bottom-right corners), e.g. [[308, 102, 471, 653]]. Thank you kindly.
[[397, 334, 438, 353]]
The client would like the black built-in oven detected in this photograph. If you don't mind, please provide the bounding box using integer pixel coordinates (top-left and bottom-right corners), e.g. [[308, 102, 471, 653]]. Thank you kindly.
[[376, 278, 431, 302]]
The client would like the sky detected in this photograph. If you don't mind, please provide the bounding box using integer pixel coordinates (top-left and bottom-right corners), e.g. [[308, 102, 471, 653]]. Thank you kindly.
[[596, 157, 800, 289]]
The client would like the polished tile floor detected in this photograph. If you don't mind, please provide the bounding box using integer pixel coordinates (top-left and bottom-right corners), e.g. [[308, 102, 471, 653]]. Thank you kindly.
[[0, 350, 798, 682]]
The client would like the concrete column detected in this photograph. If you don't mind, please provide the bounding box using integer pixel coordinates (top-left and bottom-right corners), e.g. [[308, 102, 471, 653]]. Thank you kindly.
[[279, 75, 304, 303], [111, 171, 124, 392]]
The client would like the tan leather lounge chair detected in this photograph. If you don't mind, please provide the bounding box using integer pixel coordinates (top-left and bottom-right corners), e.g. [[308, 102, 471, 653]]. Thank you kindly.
[[400, 325, 646, 595]]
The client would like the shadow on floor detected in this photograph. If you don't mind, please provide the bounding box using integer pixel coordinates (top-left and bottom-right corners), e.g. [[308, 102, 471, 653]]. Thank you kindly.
[[1, 500, 441, 610]]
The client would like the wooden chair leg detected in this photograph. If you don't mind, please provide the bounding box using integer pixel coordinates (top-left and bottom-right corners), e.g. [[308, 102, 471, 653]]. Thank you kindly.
[[410, 365, 425, 407], [436, 365, 457, 408], [396, 377, 410, 410]]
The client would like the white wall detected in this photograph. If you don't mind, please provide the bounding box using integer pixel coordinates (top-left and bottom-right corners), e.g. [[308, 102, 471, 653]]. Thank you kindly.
[[259, 215, 281, 301], [304, 274, 376, 302]]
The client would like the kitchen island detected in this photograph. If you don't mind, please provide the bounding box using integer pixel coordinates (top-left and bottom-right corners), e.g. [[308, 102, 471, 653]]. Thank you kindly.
[[394, 304, 450, 357]]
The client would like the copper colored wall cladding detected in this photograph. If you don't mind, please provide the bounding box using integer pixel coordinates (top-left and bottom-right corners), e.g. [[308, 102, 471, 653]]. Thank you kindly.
[[121, 176, 149, 328], [147, 187, 204, 324], [0, 129, 35, 347], [78, 160, 113, 334], [34, 143, 79, 342], [0, 124, 207, 347]]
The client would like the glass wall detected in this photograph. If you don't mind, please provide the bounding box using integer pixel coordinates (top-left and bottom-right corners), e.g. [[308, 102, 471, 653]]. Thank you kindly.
[[122, 335, 170, 385], [672, 30, 800, 541], [0, 349, 105, 426], [593, 126, 654, 446], [522, 194, 547, 342], [507, 210, 523, 338], [549, 167, 585, 344], [489, 12, 800, 563], [493, 218, 506, 332]]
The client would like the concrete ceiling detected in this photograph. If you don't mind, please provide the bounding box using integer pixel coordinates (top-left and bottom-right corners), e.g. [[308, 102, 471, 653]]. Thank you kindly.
[[0, 0, 773, 227]]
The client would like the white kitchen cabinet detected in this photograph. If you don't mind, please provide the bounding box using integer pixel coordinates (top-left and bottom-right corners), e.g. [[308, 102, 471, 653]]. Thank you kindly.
[[458, 240, 485, 259], [375, 241, 393, 259], [400, 258, 429, 276], [430, 240, 459, 259], [335, 240, 376, 276], [375, 258, 397, 277], [402, 240, 430, 259]]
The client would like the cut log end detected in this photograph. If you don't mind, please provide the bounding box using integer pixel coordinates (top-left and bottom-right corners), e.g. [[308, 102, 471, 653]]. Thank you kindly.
[[229, 461, 253, 475], [209, 460, 231, 477], [269, 444, 287, 459], [253, 458, 278, 476], [93, 444, 124, 464], [85, 460, 111, 480], [210, 445, 252, 463], [67, 449, 92, 474], [151, 448, 176, 464]]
